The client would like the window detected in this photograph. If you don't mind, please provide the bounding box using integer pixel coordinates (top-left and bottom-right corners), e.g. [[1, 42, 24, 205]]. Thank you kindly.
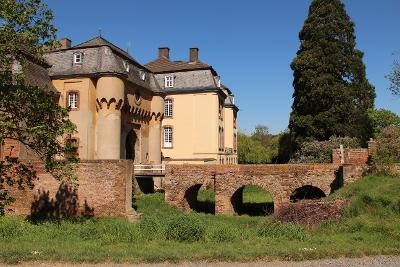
[[123, 61, 130, 72], [164, 99, 173, 117], [233, 133, 237, 152], [67, 91, 79, 109], [73, 52, 83, 64], [139, 70, 146, 80], [163, 126, 173, 148], [164, 75, 174, 88]]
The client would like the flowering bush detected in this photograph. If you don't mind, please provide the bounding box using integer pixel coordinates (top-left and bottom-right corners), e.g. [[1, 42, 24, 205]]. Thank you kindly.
[[372, 126, 400, 164], [290, 136, 360, 163]]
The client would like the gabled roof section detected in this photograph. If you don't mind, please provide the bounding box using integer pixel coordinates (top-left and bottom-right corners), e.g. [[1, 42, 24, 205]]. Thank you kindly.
[[145, 55, 217, 75], [73, 36, 142, 67]]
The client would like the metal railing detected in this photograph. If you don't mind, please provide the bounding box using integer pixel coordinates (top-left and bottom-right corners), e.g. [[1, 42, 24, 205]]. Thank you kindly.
[[133, 164, 165, 175]]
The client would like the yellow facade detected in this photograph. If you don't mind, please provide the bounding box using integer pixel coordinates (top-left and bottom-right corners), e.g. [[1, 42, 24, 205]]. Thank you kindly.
[[162, 93, 221, 163]]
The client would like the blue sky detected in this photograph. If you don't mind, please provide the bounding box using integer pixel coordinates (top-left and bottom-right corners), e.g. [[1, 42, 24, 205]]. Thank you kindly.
[[45, 0, 400, 134]]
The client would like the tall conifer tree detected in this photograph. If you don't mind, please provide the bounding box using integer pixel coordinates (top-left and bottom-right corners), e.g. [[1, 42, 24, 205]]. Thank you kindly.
[[289, 0, 375, 151]]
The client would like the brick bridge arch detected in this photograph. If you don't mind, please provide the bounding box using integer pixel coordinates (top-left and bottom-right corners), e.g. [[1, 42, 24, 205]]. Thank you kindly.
[[164, 164, 357, 215]]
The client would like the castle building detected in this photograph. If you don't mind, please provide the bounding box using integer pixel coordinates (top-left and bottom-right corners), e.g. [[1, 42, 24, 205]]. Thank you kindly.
[[1, 36, 238, 165], [43, 37, 164, 165], [145, 47, 238, 164]]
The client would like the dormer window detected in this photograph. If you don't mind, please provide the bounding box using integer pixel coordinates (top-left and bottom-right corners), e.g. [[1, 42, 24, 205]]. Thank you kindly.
[[139, 70, 146, 81], [73, 52, 83, 64], [216, 76, 221, 87], [164, 75, 174, 88], [123, 61, 130, 72]]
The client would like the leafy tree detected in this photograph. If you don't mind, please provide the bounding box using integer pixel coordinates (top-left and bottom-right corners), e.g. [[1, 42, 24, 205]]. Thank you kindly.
[[290, 136, 360, 163], [372, 126, 400, 165], [252, 125, 271, 146], [237, 125, 283, 164], [368, 108, 400, 137], [0, 0, 76, 215], [276, 131, 291, 163], [289, 0, 375, 153], [237, 133, 269, 164], [251, 125, 279, 162], [387, 57, 400, 96]]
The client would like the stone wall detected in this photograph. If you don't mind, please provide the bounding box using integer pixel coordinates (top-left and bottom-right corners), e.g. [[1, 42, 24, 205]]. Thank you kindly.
[[164, 164, 357, 216], [5, 160, 138, 221]]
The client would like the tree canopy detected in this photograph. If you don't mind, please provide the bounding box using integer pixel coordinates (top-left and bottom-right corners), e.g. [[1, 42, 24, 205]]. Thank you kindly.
[[368, 108, 400, 137], [387, 57, 400, 96], [289, 0, 375, 152], [237, 125, 281, 164], [0, 0, 76, 214]]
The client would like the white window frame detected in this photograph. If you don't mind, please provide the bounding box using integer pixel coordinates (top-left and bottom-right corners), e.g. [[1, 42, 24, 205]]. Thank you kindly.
[[68, 91, 79, 109], [163, 126, 173, 148], [73, 52, 83, 64], [164, 99, 173, 117], [139, 70, 146, 80], [164, 75, 174, 88]]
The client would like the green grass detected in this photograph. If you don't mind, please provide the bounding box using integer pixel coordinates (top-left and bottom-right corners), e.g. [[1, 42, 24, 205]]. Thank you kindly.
[[242, 185, 273, 203], [0, 174, 399, 264], [197, 185, 273, 203]]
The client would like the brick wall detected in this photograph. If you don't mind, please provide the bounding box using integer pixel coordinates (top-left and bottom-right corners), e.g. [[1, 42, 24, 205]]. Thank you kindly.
[[1, 139, 20, 159], [5, 160, 138, 221], [164, 164, 358, 216], [332, 148, 370, 165], [332, 139, 377, 165]]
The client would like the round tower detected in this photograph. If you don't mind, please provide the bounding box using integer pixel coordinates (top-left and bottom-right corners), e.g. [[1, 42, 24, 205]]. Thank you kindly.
[[95, 76, 125, 159], [148, 95, 164, 165]]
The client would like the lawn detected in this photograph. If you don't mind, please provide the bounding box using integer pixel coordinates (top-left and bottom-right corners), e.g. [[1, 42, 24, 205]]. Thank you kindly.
[[0, 174, 399, 264]]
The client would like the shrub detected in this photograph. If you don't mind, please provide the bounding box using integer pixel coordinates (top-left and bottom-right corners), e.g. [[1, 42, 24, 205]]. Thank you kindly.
[[372, 126, 400, 164], [290, 136, 360, 163], [257, 220, 307, 241], [0, 217, 31, 239], [205, 224, 240, 243], [139, 215, 166, 241], [165, 215, 205, 242]]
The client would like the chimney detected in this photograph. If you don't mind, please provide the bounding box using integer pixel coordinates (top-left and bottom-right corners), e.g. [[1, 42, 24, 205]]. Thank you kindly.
[[60, 38, 71, 49], [159, 47, 170, 59], [189, 47, 199, 63]]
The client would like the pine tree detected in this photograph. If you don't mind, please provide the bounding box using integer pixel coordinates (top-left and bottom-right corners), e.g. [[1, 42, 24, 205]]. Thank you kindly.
[[289, 0, 375, 152]]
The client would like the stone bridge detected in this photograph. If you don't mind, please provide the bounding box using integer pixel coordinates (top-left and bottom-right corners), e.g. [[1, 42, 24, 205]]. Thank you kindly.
[[164, 164, 366, 215]]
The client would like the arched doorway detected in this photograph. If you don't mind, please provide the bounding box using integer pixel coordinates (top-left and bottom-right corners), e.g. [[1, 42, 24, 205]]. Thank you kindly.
[[125, 129, 137, 162], [231, 185, 274, 216], [290, 185, 326, 202]]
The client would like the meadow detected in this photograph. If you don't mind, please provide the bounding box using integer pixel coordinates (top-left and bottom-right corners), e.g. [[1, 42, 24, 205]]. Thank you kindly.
[[0, 174, 399, 264]]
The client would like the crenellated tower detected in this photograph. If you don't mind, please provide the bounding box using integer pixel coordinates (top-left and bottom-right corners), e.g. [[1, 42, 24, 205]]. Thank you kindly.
[[95, 76, 125, 159]]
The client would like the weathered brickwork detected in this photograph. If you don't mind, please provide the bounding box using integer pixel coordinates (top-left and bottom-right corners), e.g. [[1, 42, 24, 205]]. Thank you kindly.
[[165, 164, 366, 215], [1, 139, 20, 158], [5, 160, 138, 220], [332, 139, 376, 165], [332, 148, 369, 165]]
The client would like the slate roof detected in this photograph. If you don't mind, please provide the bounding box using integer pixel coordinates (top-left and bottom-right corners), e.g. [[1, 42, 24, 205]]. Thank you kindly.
[[22, 59, 58, 93], [74, 36, 142, 67], [45, 36, 162, 93], [145, 56, 215, 74], [12, 51, 58, 94]]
